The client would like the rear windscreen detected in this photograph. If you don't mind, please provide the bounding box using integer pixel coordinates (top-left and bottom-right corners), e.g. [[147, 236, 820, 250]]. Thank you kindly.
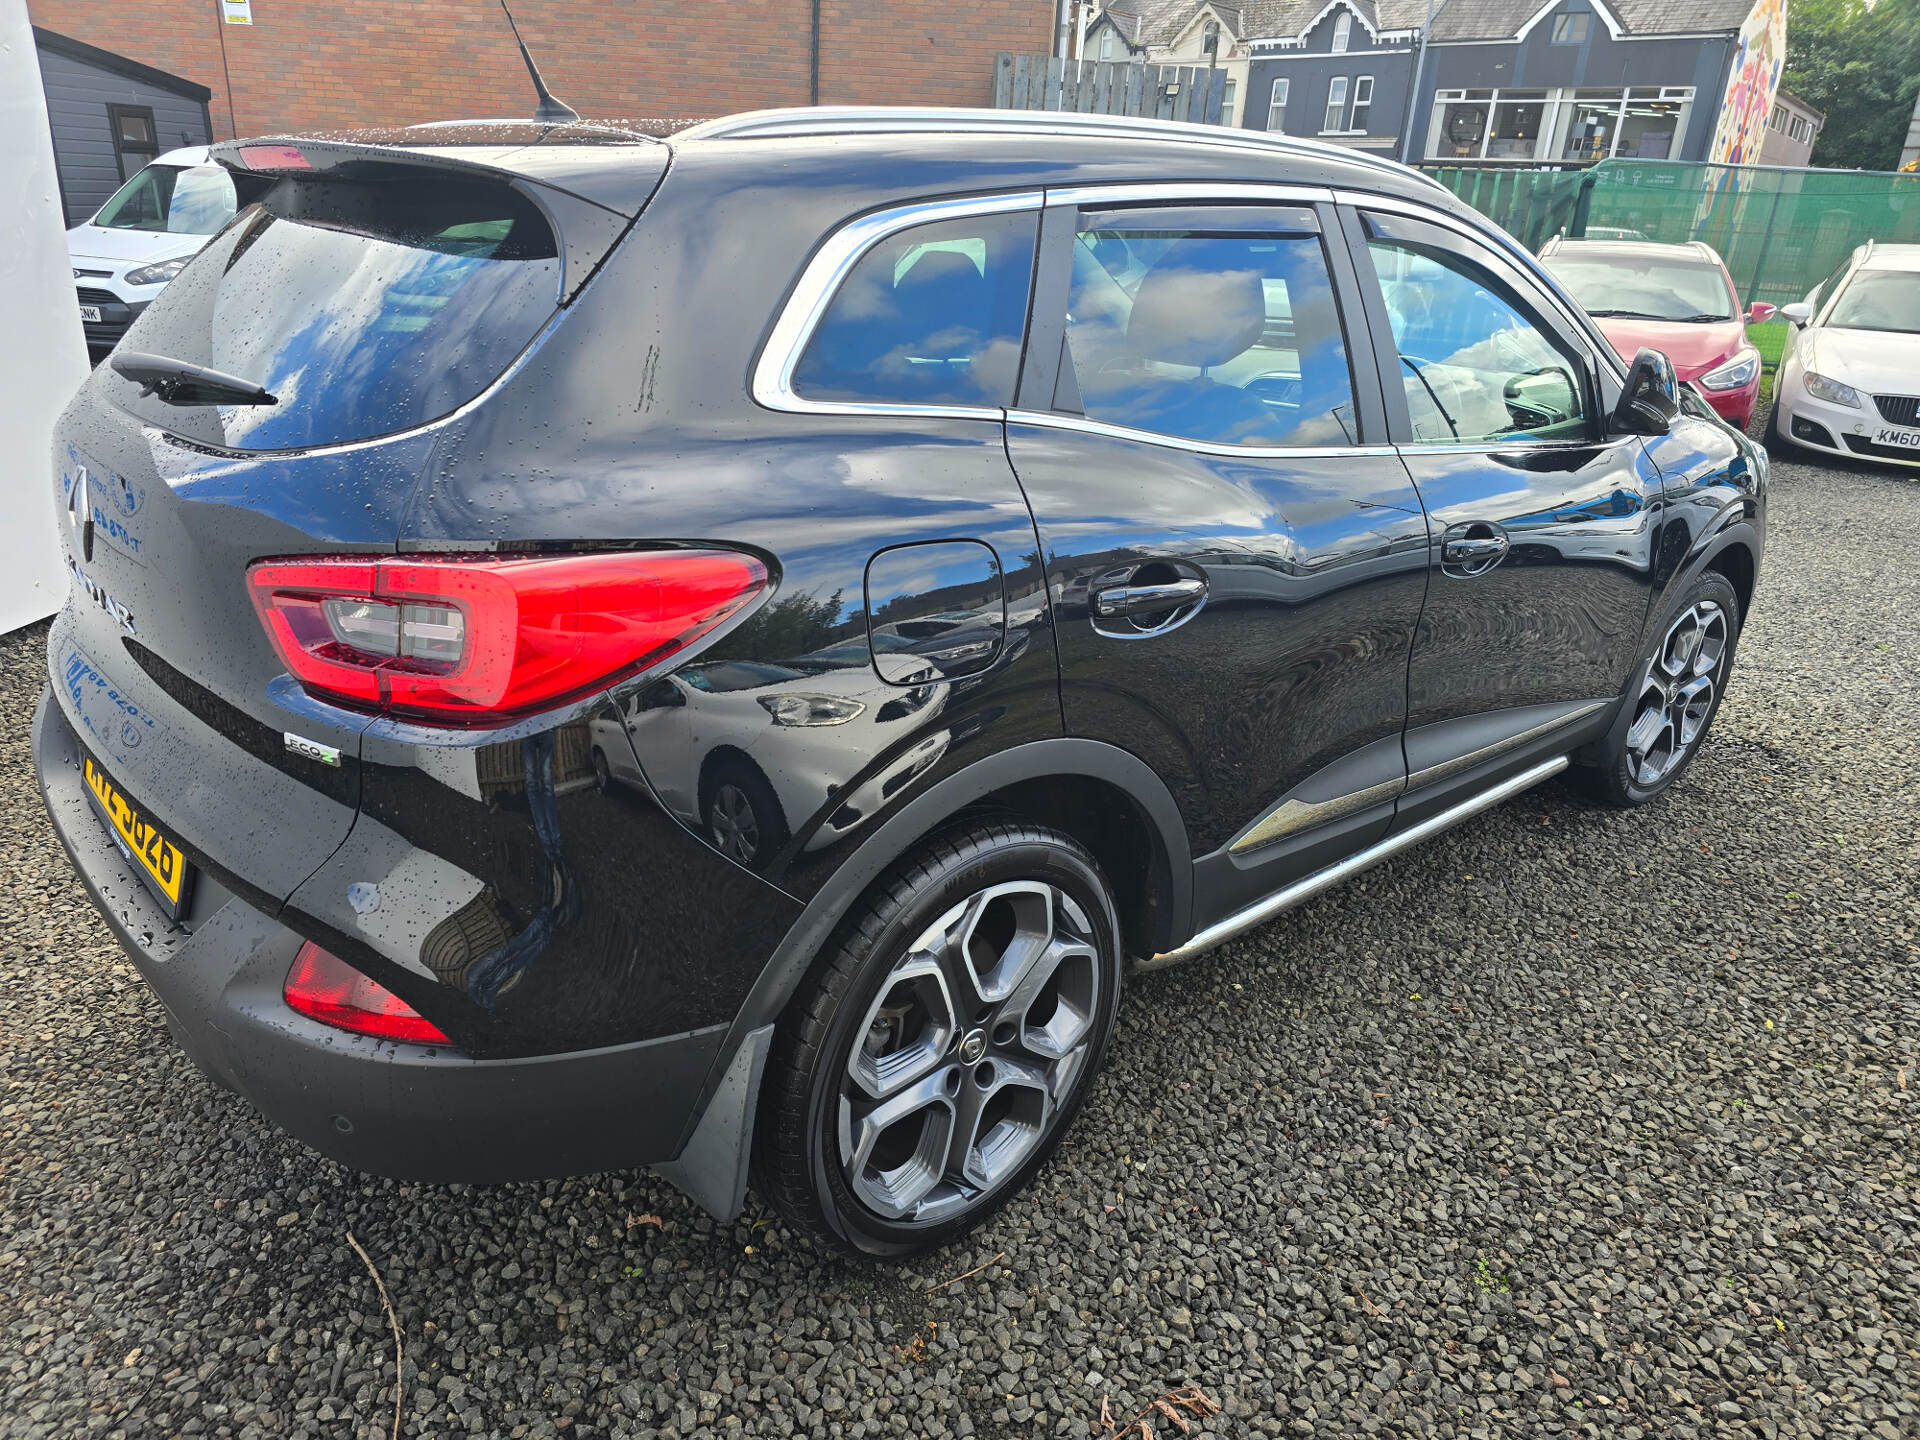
[[107, 167, 561, 451]]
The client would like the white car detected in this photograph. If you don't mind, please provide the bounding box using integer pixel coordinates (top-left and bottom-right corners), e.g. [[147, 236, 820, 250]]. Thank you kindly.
[[588, 656, 952, 869], [68, 146, 237, 359], [1767, 241, 1920, 468]]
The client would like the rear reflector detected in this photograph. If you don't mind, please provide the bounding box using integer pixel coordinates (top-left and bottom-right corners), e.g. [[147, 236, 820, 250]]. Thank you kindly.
[[247, 550, 767, 726], [284, 941, 449, 1045]]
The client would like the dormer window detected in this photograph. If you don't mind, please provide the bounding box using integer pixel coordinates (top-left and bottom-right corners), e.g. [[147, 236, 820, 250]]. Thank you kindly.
[[1202, 18, 1220, 59], [1331, 11, 1352, 52], [1550, 12, 1592, 44], [1100, 27, 1116, 58]]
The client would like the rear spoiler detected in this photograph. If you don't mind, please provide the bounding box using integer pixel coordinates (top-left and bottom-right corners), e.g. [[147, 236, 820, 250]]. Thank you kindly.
[[210, 130, 670, 303]]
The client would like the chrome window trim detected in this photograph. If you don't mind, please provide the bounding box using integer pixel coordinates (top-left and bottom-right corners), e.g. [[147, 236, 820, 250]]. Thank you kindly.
[[750, 190, 1044, 420], [1007, 409, 1396, 461], [1394, 436, 1642, 457]]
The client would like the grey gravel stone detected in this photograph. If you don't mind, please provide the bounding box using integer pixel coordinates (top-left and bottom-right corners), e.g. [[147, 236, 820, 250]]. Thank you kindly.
[[2, 451, 1917, 1439]]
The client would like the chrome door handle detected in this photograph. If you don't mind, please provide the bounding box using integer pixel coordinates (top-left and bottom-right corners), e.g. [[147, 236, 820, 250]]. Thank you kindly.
[[1441, 537, 1508, 563], [1090, 577, 1207, 618]]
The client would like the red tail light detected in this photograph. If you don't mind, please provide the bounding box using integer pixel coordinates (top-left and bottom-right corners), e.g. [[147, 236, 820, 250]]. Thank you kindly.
[[247, 550, 767, 726], [284, 941, 449, 1045]]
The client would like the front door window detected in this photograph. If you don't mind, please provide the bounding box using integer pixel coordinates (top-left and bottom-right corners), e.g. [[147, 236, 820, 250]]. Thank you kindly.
[[1364, 218, 1588, 445]]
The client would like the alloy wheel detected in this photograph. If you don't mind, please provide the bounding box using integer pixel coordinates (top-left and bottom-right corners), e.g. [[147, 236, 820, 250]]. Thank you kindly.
[[836, 881, 1103, 1224], [1624, 599, 1728, 788], [710, 782, 761, 863]]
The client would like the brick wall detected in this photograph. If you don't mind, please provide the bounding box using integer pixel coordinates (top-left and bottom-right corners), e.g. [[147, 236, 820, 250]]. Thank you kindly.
[[28, 0, 1058, 141]]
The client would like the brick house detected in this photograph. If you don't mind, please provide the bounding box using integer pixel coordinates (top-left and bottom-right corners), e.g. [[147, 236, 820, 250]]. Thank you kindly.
[[24, 0, 1058, 143]]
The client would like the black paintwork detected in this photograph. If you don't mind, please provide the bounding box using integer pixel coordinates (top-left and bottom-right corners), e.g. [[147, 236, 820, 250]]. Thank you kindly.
[[38, 118, 1765, 1176]]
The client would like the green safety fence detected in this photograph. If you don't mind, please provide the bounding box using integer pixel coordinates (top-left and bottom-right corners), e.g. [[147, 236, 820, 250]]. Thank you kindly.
[[1425, 159, 1920, 309]]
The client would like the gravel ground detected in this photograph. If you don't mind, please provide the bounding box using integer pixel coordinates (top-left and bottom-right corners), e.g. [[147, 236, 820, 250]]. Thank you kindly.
[[3, 452, 1917, 1440]]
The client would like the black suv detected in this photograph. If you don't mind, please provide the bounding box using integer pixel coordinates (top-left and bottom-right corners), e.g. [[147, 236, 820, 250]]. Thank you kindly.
[[35, 109, 1765, 1257]]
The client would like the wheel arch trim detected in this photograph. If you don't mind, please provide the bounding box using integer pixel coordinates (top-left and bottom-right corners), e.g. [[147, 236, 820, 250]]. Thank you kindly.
[[652, 737, 1192, 1220]]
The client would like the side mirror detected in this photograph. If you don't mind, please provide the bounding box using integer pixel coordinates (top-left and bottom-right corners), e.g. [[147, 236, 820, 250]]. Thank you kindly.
[[1747, 301, 1777, 324], [1780, 301, 1813, 327], [1612, 347, 1680, 436]]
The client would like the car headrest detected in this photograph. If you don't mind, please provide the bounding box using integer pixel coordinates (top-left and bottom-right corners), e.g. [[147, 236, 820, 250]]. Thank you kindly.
[[893, 249, 989, 337], [1127, 240, 1267, 369]]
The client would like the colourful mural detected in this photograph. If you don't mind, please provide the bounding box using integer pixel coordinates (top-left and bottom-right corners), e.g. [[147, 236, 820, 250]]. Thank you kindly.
[[1707, 0, 1789, 167]]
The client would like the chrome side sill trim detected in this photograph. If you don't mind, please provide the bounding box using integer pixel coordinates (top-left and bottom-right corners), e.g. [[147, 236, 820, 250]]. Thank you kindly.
[[1140, 755, 1569, 971], [1405, 700, 1606, 793], [1228, 773, 1408, 856]]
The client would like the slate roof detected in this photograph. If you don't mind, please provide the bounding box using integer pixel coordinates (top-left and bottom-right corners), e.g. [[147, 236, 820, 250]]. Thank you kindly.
[[1430, 0, 1756, 41], [1094, 0, 1194, 47], [1235, 0, 1448, 43], [1114, 0, 1756, 47]]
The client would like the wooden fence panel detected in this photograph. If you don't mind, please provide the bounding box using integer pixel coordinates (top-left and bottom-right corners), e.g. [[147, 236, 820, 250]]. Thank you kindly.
[[990, 52, 1229, 125]]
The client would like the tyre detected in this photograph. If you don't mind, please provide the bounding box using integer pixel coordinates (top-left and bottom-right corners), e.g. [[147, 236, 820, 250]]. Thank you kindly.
[[1761, 396, 1788, 455], [702, 756, 788, 870], [590, 745, 612, 792], [1574, 570, 1741, 808], [755, 820, 1123, 1257]]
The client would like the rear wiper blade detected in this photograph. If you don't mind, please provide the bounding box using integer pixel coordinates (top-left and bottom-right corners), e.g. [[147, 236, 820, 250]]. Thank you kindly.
[[110, 351, 278, 407]]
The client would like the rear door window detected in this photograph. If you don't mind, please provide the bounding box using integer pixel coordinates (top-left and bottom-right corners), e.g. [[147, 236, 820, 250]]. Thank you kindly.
[[792, 211, 1038, 408], [1061, 206, 1359, 448], [108, 168, 562, 452]]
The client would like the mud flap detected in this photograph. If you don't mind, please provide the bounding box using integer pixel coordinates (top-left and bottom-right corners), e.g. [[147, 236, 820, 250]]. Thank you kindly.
[[652, 1024, 772, 1221]]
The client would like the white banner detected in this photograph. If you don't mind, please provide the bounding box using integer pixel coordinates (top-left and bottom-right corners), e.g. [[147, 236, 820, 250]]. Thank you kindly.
[[0, 0, 87, 634]]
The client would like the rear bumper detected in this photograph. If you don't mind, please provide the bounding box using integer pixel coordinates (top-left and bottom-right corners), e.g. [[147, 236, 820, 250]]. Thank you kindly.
[[33, 687, 722, 1184]]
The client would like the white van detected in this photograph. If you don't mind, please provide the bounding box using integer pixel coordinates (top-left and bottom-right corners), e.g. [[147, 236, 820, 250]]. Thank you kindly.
[[68, 146, 237, 358]]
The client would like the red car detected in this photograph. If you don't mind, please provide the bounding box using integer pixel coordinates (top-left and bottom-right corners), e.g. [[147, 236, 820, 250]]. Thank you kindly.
[[1538, 238, 1774, 429]]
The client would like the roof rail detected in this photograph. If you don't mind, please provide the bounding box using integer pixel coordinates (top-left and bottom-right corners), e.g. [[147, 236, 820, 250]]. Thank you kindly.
[[675, 107, 1451, 195]]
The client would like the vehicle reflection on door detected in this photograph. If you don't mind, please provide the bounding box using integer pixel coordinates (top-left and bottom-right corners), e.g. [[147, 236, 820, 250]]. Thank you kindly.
[[597, 654, 954, 870]]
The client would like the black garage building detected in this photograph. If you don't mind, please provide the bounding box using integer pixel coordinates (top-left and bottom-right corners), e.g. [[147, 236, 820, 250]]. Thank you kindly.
[[34, 27, 214, 228]]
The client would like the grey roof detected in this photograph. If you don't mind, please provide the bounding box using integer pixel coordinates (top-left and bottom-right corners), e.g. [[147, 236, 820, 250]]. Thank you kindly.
[[1237, 0, 1436, 42], [1431, 0, 1755, 42], [1094, 0, 1194, 47]]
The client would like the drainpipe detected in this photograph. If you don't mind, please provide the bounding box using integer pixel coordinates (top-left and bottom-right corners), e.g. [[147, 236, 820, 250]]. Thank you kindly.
[[1397, 0, 1437, 164], [808, 0, 821, 104], [1057, 0, 1073, 62]]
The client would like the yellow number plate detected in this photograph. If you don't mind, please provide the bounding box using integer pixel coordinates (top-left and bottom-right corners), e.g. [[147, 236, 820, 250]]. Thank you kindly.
[[83, 755, 192, 915]]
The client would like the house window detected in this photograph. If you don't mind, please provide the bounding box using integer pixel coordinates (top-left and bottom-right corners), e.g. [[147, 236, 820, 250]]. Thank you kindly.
[[106, 104, 159, 183], [1202, 19, 1220, 60], [1100, 28, 1115, 59], [1324, 77, 1349, 132], [1268, 77, 1290, 131], [1485, 89, 1547, 157], [1331, 11, 1352, 53], [1550, 13, 1592, 45], [1350, 76, 1374, 131], [1221, 78, 1238, 124]]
